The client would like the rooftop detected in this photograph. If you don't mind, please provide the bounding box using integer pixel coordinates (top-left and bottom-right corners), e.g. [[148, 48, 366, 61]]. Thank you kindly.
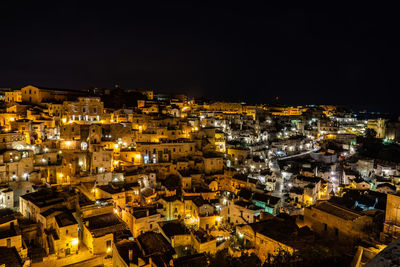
[[97, 182, 139, 195], [313, 201, 362, 221], [159, 220, 189, 238], [114, 239, 143, 266], [193, 228, 215, 243], [20, 189, 74, 208], [243, 218, 314, 249], [137, 232, 175, 258], [84, 212, 123, 230], [55, 212, 78, 227]]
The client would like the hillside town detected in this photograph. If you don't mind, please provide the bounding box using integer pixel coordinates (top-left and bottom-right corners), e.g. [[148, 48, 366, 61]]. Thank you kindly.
[[1, 85, 400, 266]]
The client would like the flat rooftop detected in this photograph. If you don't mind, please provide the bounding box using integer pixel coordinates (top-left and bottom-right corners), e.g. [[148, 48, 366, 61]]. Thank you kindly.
[[84, 212, 122, 230], [314, 201, 361, 221], [55, 212, 78, 227]]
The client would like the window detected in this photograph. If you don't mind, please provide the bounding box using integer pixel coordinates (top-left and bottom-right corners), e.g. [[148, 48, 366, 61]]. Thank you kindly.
[[106, 240, 111, 248], [324, 223, 327, 231], [66, 229, 69, 234]]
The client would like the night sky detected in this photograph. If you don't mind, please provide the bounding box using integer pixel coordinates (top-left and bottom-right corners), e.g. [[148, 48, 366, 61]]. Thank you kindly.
[[0, 2, 398, 112]]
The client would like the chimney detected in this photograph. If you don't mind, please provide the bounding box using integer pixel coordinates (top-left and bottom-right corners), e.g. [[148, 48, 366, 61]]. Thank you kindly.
[[129, 249, 133, 262]]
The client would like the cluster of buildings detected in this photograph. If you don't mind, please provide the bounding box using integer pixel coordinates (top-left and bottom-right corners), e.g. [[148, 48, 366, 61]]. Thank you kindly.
[[0, 85, 399, 266]]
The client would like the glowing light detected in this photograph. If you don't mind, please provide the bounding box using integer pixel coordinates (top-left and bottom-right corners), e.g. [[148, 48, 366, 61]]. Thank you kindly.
[[62, 118, 67, 123], [134, 154, 141, 159], [107, 247, 111, 253], [113, 208, 118, 214], [114, 144, 119, 149], [79, 161, 83, 166], [71, 238, 79, 246]]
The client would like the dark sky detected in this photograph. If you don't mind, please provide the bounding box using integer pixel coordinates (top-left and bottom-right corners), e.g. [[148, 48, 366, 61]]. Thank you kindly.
[[0, 2, 398, 112]]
